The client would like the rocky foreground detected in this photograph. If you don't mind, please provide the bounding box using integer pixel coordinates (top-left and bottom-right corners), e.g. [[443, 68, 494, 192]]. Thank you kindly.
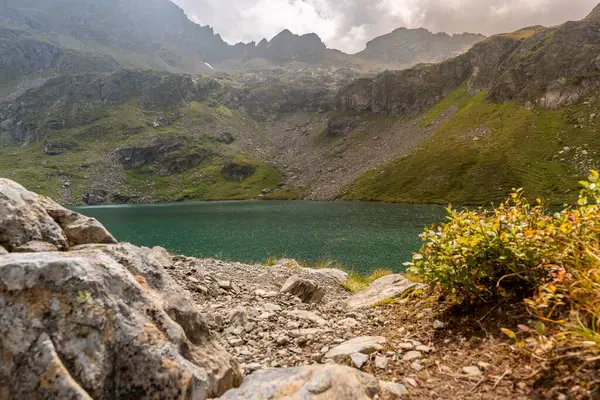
[[0, 178, 427, 399]]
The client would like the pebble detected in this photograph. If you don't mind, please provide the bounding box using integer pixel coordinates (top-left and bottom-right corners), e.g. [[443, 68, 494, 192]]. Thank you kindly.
[[462, 366, 482, 376], [350, 352, 369, 369], [375, 355, 388, 370], [381, 382, 408, 396], [415, 345, 432, 353], [433, 320, 446, 330], [245, 363, 262, 373], [411, 361, 424, 371], [402, 351, 422, 362], [477, 361, 491, 370], [404, 377, 418, 387]]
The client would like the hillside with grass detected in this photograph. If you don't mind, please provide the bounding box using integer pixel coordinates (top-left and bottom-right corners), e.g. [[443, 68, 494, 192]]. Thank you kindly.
[[342, 7, 600, 205], [342, 86, 600, 205]]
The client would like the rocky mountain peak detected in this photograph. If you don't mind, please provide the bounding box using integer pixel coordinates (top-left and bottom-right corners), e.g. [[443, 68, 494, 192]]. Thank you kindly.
[[356, 27, 485, 67], [585, 3, 600, 21]]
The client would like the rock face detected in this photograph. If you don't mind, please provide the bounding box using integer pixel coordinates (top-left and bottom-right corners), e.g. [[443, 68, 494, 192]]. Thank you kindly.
[[220, 364, 403, 400], [0, 247, 241, 399], [280, 276, 326, 303], [0, 179, 116, 251], [342, 12, 600, 114], [0, 178, 242, 399], [346, 274, 425, 309]]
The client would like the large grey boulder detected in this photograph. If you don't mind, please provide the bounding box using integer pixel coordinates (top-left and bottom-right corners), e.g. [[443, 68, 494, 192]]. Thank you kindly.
[[0, 179, 68, 250], [280, 276, 326, 303], [0, 179, 116, 251], [0, 245, 242, 399], [220, 364, 407, 399], [346, 274, 425, 309]]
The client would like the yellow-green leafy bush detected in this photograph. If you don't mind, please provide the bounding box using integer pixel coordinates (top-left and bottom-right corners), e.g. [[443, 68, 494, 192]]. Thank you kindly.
[[408, 171, 600, 355]]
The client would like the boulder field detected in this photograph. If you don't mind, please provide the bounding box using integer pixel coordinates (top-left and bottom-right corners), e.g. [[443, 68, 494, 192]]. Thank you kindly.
[[0, 178, 423, 399]]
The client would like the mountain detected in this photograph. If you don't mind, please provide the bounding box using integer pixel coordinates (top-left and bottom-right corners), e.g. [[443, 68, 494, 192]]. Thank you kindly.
[[356, 28, 485, 66], [0, 0, 484, 85], [341, 12, 600, 204], [0, 0, 232, 82], [1, 0, 599, 206]]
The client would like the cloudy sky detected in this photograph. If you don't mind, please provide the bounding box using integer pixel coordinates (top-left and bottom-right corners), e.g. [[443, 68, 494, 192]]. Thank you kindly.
[[171, 0, 599, 53]]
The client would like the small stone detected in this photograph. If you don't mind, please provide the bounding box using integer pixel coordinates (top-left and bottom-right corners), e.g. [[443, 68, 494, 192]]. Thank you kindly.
[[397, 342, 414, 350], [276, 336, 289, 346], [338, 318, 359, 328], [402, 351, 421, 362], [229, 338, 244, 347], [245, 363, 262, 373], [324, 336, 387, 359], [462, 366, 482, 376], [350, 353, 369, 369], [375, 355, 388, 370], [404, 377, 418, 387], [218, 280, 232, 290], [411, 361, 423, 371], [380, 381, 409, 397], [477, 361, 491, 370], [232, 327, 244, 336], [433, 320, 446, 330], [415, 345, 432, 353], [263, 303, 282, 312], [258, 312, 275, 320]]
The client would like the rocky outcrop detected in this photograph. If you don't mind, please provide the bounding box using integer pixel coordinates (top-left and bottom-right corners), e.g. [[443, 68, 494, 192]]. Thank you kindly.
[[220, 364, 407, 400], [221, 162, 257, 181], [244, 30, 328, 63], [0, 248, 241, 399], [0, 179, 242, 399], [346, 274, 425, 309], [0, 179, 116, 251], [0, 71, 220, 143], [0, 28, 120, 84], [341, 10, 600, 114]]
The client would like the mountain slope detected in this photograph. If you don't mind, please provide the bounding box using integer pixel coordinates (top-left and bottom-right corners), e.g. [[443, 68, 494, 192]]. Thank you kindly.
[[342, 9, 600, 205], [0, 0, 231, 82]]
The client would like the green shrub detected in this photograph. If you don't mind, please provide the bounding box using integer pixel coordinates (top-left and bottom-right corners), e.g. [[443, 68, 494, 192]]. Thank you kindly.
[[408, 170, 600, 357], [407, 170, 600, 301]]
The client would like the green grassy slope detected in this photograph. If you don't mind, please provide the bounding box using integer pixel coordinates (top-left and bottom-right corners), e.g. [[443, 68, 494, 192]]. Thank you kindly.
[[0, 100, 282, 204], [342, 86, 600, 205]]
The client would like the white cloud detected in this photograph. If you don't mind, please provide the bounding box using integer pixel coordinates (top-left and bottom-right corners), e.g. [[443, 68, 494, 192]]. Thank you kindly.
[[171, 0, 599, 53]]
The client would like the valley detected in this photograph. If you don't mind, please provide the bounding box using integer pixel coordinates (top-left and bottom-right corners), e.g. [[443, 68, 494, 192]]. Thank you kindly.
[[1, 1, 599, 207]]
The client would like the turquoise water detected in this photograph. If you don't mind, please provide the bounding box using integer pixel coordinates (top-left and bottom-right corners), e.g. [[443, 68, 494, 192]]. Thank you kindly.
[[73, 201, 447, 274]]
